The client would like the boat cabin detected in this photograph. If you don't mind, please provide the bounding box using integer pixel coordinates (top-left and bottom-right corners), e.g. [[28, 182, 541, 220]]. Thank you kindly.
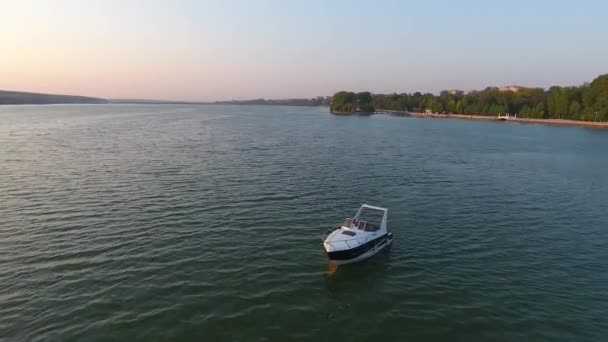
[[342, 218, 380, 232]]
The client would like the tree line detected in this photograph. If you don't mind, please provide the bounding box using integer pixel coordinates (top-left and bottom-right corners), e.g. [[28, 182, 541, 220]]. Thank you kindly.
[[330, 91, 375, 113], [333, 74, 608, 121], [216, 96, 331, 106]]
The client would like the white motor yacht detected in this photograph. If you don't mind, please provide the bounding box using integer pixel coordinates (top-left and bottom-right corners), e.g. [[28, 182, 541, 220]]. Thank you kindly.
[[322, 204, 392, 265]]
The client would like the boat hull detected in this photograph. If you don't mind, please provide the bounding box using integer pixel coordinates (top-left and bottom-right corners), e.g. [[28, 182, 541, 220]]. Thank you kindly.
[[325, 233, 392, 265]]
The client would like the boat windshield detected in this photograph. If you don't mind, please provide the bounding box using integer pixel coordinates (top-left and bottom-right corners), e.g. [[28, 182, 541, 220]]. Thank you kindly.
[[342, 217, 380, 232], [356, 207, 384, 231], [361, 222, 379, 231]]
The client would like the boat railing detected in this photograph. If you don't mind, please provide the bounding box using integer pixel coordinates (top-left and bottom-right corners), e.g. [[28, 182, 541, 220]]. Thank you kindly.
[[321, 218, 355, 241], [321, 225, 341, 242]]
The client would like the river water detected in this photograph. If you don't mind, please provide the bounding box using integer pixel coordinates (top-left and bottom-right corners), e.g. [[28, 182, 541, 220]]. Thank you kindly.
[[1, 104, 607, 341]]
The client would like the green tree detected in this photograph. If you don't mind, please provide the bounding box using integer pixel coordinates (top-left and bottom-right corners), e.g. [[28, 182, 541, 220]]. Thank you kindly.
[[334, 74, 608, 121], [589, 74, 608, 120], [330, 91, 356, 112], [520, 105, 532, 118], [357, 92, 373, 105], [568, 101, 582, 119], [534, 102, 546, 118]]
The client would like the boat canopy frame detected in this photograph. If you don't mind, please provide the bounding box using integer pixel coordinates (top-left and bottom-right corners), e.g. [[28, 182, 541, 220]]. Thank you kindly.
[[353, 204, 388, 231]]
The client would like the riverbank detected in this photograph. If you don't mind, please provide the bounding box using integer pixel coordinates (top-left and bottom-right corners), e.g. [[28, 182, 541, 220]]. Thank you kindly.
[[377, 109, 608, 128], [0, 90, 108, 105], [330, 111, 373, 115]]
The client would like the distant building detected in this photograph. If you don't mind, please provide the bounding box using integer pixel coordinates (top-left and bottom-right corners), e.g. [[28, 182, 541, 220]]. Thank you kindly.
[[314, 96, 332, 106], [499, 85, 523, 93], [445, 89, 465, 96]]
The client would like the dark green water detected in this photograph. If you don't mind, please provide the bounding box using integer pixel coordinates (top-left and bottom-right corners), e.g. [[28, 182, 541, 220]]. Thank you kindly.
[[1, 105, 607, 341]]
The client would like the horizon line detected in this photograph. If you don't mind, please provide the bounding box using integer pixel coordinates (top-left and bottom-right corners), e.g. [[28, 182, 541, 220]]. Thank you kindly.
[[1, 74, 604, 103]]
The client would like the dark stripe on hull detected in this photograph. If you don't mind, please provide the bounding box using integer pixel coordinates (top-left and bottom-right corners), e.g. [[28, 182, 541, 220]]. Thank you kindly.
[[326, 233, 392, 261]]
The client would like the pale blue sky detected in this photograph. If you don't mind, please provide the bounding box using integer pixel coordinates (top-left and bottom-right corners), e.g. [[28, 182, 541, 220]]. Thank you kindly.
[[1, 0, 607, 100]]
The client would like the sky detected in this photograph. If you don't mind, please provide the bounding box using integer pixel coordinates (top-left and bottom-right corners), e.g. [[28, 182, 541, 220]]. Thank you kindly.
[[1, 0, 607, 101]]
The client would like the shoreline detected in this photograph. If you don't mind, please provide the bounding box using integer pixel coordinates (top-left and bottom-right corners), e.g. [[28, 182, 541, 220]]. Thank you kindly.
[[330, 111, 374, 116], [376, 109, 608, 129]]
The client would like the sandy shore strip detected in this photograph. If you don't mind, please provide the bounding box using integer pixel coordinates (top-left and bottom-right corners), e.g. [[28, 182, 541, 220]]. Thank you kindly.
[[376, 109, 608, 128]]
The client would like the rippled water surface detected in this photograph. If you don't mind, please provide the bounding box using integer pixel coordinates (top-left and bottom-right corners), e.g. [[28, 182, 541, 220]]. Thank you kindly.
[[1, 104, 607, 341]]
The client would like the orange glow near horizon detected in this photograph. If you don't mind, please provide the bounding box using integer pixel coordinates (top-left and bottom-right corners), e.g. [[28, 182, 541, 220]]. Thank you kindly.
[[0, 1, 294, 101], [2, 0, 607, 101]]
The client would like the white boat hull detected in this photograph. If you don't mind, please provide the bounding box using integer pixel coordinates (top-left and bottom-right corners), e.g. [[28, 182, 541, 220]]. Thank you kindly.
[[327, 233, 393, 265]]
